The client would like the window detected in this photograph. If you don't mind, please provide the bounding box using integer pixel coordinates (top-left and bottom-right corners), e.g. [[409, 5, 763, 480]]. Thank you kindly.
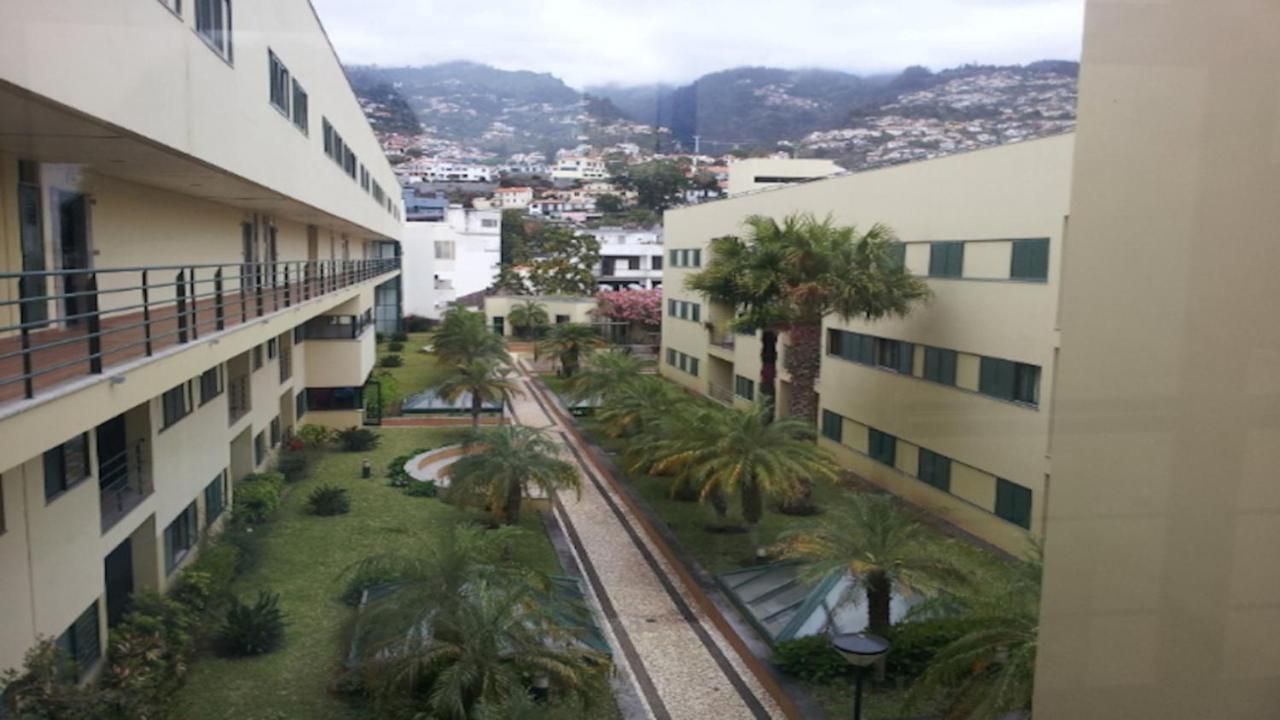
[[268, 50, 290, 115], [652, 256, 663, 270], [923, 347, 958, 386], [668, 248, 702, 268], [279, 338, 293, 382], [555, 314, 570, 324], [821, 410, 843, 442], [667, 348, 699, 376], [995, 478, 1033, 529], [668, 300, 702, 322], [295, 390, 307, 420], [666, 348, 676, 366], [734, 375, 755, 400], [56, 602, 100, 680], [267, 338, 278, 360], [293, 325, 305, 345], [481, 218, 498, 228], [929, 241, 964, 278], [979, 357, 1041, 406], [434, 241, 456, 259], [305, 387, 363, 411], [199, 366, 224, 405], [205, 472, 227, 527], [253, 345, 264, 370], [868, 428, 897, 466], [161, 382, 193, 429], [874, 338, 914, 374], [1010, 238, 1049, 281], [164, 502, 199, 574], [828, 328, 874, 365], [918, 449, 952, 491], [270, 416, 281, 447], [194, 0, 232, 61], [43, 433, 90, 501], [254, 431, 266, 466], [291, 79, 308, 133]]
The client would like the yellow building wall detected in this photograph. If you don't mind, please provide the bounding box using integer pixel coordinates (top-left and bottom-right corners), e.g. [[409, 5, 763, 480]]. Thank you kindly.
[[483, 295, 597, 337]]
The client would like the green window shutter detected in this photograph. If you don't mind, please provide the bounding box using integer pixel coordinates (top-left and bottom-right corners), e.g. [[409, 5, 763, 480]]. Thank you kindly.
[[821, 410, 843, 442], [996, 479, 1033, 529], [43, 447, 64, 500], [1011, 238, 1049, 281], [925, 348, 958, 385], [980, 357, 1016, 400], [857, 334, 875, 364], [869, 429, 896, 466], [918, 449, 951, 491], [930, 242, 964, 278], [898, 342, 915, 375]]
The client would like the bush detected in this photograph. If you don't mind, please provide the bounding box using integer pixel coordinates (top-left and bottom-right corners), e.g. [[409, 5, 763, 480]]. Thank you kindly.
[[390, 331, 408, 342], [233, 473, 284, 524], [100, 592, 202, 713], [385, 448, 429, 487], [222, 522, 266, 575], [297, 424, 335, 449], [276, 450, 309, 483], [380, 354, 404, 368], [283, 435, 305, 452], [218, 591, 286, 657], [177, 542, 242, 610], [404, 480, 438, 498], [376, 331, 386, 344], [386, 341, 405, 352], [885, 616, 985, 682], [404, 315, 432, 332], [772, 635, 850, 685], [0, 641, 105, 719], [338, 426, 380, 452], [340, 558, 403, 607], [306, 484, 351, 516]]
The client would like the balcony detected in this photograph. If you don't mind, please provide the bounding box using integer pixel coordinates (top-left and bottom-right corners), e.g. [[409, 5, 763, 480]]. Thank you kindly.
[[708, 382, 735, 407], [0, 258, 398, 408], [97, 404, 152, 533]]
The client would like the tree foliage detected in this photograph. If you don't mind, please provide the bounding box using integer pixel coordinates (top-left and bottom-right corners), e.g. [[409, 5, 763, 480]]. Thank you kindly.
[[445, 426, 580, 526], [614, 160, 691, 211], [525, 226, 600, 296]]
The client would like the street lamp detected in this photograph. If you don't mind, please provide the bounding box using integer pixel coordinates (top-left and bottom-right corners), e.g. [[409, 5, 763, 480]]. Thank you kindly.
[[831, 632, 890, 720]]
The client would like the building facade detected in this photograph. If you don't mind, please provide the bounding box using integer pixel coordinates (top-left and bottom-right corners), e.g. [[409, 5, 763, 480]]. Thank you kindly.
[[551, 157, 608, 182], [661, 135, 1073, 553], [725, 158, 844, 196], [402, 206, 501, 320], [0, 0, 401, 680], [587, 226, 664, 291]]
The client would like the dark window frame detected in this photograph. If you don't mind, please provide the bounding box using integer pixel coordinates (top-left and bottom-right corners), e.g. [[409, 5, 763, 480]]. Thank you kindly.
[[734, 375, 755, 401], [194, 0, 233, 62], [268, 49, 290, 116], [199, 366, 224, 405], [43, 433, 91, 502], [291, 78, 309, 134], [929, 241, 965, 278], [868, 428, 897, 467], [204, 471, 228, 527], [820, 409, 843, 443], [922, 347, 958, 386], [1010, 238, 1050, 281], [164, 502, 199, 574], [56, 601, 101, 680], [161, 381, 194, 430], [995, 478, 1034, 529], [917, 448, 952, 491]]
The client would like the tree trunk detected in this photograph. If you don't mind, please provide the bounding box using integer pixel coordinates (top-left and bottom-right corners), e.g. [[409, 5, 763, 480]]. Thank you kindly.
[[471, 391, 482, 430], [758, 329, 779, 421], [503, 480, 523, 525], [741, 479, 765, 559], [866, 570, 892, 637], [779, 322, 822, 515]]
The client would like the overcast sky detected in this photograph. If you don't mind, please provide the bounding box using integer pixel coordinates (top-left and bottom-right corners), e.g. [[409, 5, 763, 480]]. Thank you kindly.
[[311, 0, 1084, 88]]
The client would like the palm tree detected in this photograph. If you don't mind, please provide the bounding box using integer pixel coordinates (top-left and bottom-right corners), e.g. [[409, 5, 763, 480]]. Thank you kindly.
[[507, 299, 549, 341], [347, 526, 609, 719], [433, 359, 523, 429], [593, 374, 689, 439], [903, 543, 1042, 720], [434, 306, 509, 367], [445, 426, 580, 526], [777, 491, 967, 637], [563, 350, 651, 404], [645, 402, 840, 555], [538, 322, 605, 377]]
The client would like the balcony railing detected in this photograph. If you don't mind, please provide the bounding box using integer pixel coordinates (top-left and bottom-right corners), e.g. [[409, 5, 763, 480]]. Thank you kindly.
[[708, 382, 735, 406], [709, 331, 736, 350], [100, 440, 150, 532], [0, 258, 398, 407]]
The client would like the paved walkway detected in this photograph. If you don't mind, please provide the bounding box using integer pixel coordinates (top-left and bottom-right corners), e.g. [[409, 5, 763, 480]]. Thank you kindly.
[[508, 358, 794, 720]]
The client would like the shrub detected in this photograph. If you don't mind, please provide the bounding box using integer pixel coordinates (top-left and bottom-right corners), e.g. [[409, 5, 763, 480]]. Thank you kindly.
[[100, 592, 202, 713], [283, 435, 305, 452], [404, 315, 432, 332], [222, 521, 266, 575], [390, 331, 408, 342], [376, 331, 386, 344], [0, 641, 105, 719], [385, 448, 429, 487], [885, 616, 985, 682], [386, 341, 405, 352], [217, 591, 286, 657], [338, 426, 380, 452], [772, 635, 850, 685], [380, 354, 404, 368], [276, 450, 309, 483], [404, 480, 438, 498], [233, 473, 284, 524], [177, 542, 242, 610], [306, 484, 351, 516], [340, 558, 403, 607], [297, 424, 335, 449]]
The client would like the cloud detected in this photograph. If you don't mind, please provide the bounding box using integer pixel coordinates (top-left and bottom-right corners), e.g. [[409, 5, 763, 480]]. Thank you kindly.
[[311, 0, 1084, 87]]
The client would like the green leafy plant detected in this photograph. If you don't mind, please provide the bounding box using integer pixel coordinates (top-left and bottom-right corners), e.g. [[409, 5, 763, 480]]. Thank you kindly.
[[306, 484, 351, 516], [100, 592, 202, 713], [386, 340, 405, 352], [175, 541, 241, 610], [233, 473, 284, 524], [217, 591, 286, 657], [0, 640, 105, 719], [297, 423, 335, 449], [772, 635, 850, 684], [275, 450, 308, 483], [886, 616, 985, 682], [404, 480, 438, 498], [380, 354, 404, 368], [339, 556, 404, 607], [390, 331, 408, 342], [337, 426, 380, 452]]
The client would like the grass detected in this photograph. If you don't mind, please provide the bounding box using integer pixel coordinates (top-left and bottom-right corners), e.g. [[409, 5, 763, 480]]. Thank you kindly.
[[372, 332, 447, 413], [170, 427, 562, 720]]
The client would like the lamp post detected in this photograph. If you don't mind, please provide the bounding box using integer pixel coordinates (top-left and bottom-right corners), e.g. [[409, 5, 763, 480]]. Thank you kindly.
[[831, 632, 890, 720]]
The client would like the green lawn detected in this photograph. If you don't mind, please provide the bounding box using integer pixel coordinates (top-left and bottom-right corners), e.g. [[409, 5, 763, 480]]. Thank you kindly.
[[171, 427, 561, 720], [373, 332, 447, 413]]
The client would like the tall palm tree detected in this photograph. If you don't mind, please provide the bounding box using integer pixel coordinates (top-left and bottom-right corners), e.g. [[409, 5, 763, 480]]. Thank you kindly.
[[445, 426, 580, 526], [593, 374, 689, 439], [904, 542, 1042, 720], [777, 491, 967, 637], [538, 322, 605, 377], [434, 306, 509, 367], [507, 299, 549, 341], [645, 403, 840, 555], [433, 359, 523, 429], [563, 350, 651, 404]]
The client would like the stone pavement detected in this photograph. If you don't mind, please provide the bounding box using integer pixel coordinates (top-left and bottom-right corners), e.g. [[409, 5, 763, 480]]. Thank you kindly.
[[507, 358, 796, 720]]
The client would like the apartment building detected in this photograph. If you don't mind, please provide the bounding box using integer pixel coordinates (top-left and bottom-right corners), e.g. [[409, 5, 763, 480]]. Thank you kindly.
[[551, 156, 608, 183], [0, 0, 401, 680], [586, 226, 664, 291], [661, 134, 1073, 553], [402, 206, 501, 319]]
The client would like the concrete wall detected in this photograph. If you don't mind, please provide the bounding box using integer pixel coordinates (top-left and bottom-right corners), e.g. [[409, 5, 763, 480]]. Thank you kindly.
[[402, 209, 501, 319], [662, 134, 1073, 552], [484, 295, 597, 337], [1034, 2, 1280, 718], [726, 158, 843, 196]]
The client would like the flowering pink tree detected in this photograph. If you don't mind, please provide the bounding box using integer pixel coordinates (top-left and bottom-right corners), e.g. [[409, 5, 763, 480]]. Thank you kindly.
[[595, 288, 663, 339]]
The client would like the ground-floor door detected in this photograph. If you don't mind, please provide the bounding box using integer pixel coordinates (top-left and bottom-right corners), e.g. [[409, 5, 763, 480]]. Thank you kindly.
[[104, 538, 134, 627]]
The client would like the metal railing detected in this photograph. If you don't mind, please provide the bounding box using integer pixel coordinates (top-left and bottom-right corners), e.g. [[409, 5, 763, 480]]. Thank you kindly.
[[708, 382, 735, 406], [709, 331, 736, 350], [0, 258, 399, 404], [100, 439, 149, 532]]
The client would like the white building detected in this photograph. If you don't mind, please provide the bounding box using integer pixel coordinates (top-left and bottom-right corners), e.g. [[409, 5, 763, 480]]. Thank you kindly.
[[398, 159, 495, 184], [551, 156, 608, 182], [403, 207, 501, 319], [587, 226, 665, 291], [726, 157, 844, 196], [491, 186, 534, 209]]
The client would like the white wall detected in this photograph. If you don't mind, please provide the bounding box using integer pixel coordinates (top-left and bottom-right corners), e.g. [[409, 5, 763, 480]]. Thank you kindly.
[[402, 208, 501, 319]]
